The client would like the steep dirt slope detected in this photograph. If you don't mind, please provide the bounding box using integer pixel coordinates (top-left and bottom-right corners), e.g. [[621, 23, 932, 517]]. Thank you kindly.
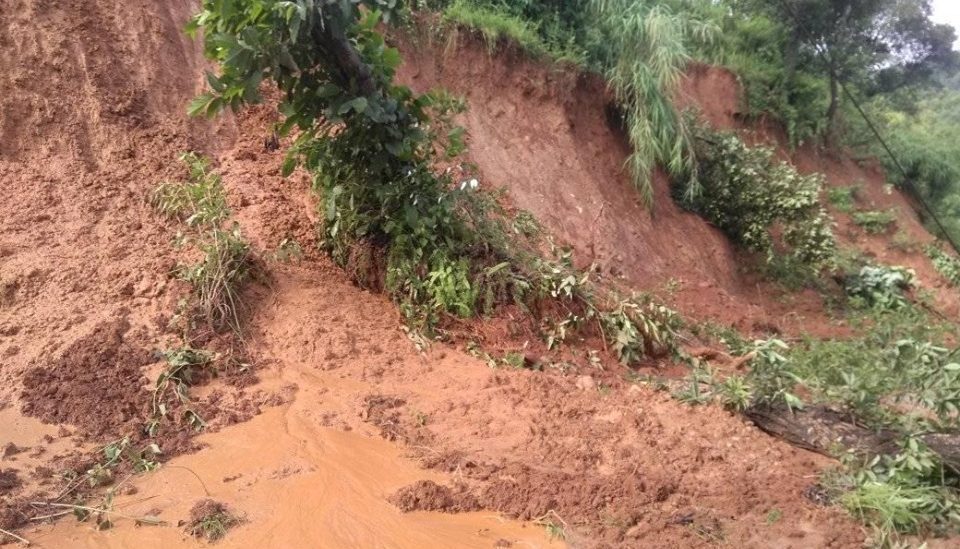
[[397, 35, 960, 335]]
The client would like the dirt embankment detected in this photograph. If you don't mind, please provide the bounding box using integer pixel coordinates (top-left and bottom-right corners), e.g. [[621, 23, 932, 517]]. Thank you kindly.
[[397, 33, 960, 335], [3, 2, 949, 547]]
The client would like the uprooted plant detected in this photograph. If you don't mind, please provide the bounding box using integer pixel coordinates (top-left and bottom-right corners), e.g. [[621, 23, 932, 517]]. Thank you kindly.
[[151, 153, 253, 334], [146, 347, 216, 437], [29, 438, 166, 532]]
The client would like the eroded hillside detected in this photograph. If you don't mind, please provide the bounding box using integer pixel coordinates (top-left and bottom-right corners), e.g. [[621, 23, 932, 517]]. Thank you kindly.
[[2, 1, 958, 548]]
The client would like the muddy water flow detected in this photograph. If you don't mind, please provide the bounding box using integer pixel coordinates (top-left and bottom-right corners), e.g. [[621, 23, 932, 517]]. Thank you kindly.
[[21, 370, 557, 548]]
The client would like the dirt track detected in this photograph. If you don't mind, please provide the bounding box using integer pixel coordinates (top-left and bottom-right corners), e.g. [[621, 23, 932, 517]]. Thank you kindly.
[[4, 1, 959, 547]]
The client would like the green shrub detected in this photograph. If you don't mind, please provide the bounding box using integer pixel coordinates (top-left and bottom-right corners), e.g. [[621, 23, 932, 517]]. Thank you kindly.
[[852, 209, 897, 234], [826, 185, 859, 213], [680, 128, 835, 272], [844, 265, 915, 310], [927, 245, 960, 286]]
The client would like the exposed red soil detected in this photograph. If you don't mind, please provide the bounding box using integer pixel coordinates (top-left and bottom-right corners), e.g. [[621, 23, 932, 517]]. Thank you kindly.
[[2, 2, 956, 548]]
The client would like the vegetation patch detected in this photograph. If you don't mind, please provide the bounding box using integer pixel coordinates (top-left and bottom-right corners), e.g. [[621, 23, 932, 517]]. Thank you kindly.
[[681, 303, 960, 543], [680, 127, 835, 275], [188, 499, 239, 542], [927, 245, 960, 287], [152, 153, 253, 334], [852, 209, 897, 235], [826, 185, 859, 213], [843, 265, 915, 310], [440, 0, 576, 61]]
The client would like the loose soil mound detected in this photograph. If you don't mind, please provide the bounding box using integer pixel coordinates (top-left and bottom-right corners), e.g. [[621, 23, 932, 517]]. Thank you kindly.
[[21, 319, 153, 439], [390, 480, 481, 513]]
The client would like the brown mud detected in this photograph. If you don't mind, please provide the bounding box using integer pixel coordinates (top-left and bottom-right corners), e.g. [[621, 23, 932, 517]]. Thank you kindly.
[[2, 1, 957, 548]]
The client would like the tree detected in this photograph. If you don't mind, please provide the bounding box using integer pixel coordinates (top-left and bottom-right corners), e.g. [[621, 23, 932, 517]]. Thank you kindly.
[[189, 1, 489, 326], [737, 0, 957, 136]]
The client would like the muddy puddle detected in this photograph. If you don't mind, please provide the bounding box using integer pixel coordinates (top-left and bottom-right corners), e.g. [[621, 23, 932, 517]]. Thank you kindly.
[[16, 342, 560, 549]]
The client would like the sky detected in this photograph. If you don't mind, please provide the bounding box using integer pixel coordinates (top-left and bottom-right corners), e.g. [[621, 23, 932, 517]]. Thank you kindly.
[[932, 0, 960, 48]]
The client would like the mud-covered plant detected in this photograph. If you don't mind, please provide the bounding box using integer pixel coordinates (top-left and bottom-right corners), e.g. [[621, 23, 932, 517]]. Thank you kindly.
[[927, 244, 960, 286], [176, 227, 252, 332], [601, 297, 680, 363], [147, 348, 215, 436], [844, 265, 915, 310], [681, 128, 835, 273], [852, 209, 897, 235], [188, 500, 239, 542], [152, 154, 253, 333], [85, 437, 161, 489], [151, 153, 229, 227]]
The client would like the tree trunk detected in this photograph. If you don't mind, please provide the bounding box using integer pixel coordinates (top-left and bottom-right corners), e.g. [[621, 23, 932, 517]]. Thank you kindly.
[[825, 69, 840, 142], [312, 12, 378, 97], [746, 405, 960, 472], [784, 30, 799, 89]]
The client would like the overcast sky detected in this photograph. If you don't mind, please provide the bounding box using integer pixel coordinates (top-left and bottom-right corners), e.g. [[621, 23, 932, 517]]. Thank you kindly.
[[932, 0, 960, 48]]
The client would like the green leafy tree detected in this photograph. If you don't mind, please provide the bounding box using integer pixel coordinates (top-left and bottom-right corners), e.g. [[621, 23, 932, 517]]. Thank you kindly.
[[188, 0, 486, 326], [733, 0, 957, 135]]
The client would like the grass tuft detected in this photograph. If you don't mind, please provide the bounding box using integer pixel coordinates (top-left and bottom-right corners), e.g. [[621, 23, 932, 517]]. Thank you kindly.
[[188, 499, 239, 542], [152, 153, 253, 334]]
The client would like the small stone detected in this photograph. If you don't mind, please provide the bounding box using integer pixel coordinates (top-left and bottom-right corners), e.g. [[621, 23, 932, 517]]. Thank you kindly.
[[575, 375, 596, 391]]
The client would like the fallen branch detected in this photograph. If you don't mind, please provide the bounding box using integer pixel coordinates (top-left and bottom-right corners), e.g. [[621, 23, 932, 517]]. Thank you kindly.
[[28, 502, 167, 526], [745, 405, 960, 470], [0, 527, 30, 546]]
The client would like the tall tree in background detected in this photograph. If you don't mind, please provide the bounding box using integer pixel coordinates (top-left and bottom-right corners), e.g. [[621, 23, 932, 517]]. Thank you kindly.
[[738, 0, 956, 136]]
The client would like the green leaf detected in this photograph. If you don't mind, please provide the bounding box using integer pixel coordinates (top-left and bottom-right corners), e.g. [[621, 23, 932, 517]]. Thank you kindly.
[[187, 94, 217, 118], [338, 97, 368, 115], [382, 47, 402, 70], [281, 155, 298, 177]]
